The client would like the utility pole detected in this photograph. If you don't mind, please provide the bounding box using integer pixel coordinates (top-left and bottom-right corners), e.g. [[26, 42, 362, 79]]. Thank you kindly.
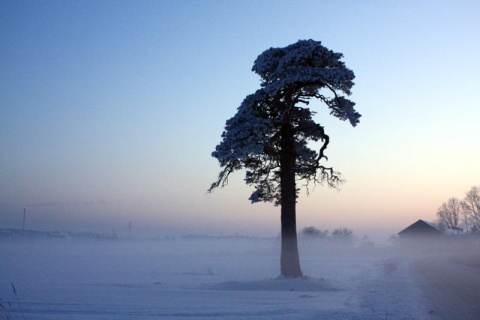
[[22, 207, 26, 230]]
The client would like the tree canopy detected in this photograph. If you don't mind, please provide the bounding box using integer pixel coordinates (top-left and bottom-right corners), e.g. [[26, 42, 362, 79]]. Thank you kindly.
[[209, 40, 360, 204], [436, 198, 461, 229]]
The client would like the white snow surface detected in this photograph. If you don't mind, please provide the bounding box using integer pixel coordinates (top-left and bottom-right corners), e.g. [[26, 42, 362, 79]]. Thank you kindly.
[[0, 238, 461, 319]]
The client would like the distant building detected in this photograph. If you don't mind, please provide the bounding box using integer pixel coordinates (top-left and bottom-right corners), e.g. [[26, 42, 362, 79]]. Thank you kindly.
[[398, 219, 444, 239]]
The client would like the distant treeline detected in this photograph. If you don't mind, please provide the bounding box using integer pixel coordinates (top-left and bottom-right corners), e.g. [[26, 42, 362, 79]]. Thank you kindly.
[[0, 228, 106, 242], [181, 234, 263, 241], [301, 226, 354, 240]]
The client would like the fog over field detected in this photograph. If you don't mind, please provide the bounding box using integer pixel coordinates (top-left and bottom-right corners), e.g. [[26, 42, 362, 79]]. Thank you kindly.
[[2, 1, 480, 319], [1, 236, 479, 319]]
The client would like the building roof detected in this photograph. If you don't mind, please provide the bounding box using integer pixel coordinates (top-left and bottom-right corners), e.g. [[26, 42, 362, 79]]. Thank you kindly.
[[398, 219, 444, 238]]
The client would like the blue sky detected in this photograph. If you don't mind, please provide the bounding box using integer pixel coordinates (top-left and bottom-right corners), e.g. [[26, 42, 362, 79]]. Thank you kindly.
[[1, 0, 479, 239]]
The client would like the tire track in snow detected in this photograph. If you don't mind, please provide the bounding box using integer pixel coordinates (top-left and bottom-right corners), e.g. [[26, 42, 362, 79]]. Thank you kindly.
[[413, 254, 480, 320]]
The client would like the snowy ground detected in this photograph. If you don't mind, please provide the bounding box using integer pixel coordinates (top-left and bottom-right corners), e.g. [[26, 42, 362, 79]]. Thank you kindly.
[[1, 237, 478, 319]]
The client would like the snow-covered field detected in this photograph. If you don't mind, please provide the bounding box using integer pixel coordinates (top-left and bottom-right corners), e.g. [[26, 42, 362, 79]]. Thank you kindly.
[[1, 237, 479, 319]]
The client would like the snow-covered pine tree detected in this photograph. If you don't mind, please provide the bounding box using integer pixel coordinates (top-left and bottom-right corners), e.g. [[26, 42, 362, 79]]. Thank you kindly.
[[209, 40, 361, 278]]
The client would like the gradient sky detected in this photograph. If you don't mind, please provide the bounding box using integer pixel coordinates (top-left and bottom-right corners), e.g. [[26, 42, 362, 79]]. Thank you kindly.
[[1, 0, 479, 239]]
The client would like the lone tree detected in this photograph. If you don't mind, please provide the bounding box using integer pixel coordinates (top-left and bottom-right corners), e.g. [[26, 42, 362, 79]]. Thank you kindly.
[[209, 40, 361, 278]]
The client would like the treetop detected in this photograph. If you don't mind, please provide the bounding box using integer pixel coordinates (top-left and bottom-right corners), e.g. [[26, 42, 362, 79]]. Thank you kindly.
[[253, 39, 360, 126]]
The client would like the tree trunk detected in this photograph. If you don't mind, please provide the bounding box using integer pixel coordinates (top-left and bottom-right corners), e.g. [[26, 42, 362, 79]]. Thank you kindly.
[[279, 121, 303, 278]]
